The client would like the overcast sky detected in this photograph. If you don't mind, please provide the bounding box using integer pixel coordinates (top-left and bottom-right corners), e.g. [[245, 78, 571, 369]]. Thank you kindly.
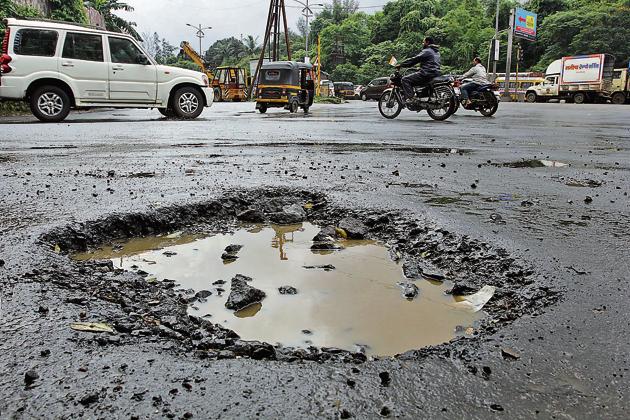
[[120, 0, 387, 50]]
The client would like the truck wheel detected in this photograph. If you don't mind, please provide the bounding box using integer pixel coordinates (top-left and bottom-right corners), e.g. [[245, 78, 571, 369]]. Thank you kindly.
[[573, 92, 587, 104], [611, 92, 626, 105], [526, 92, 537, 103], [30, 85, 71, 123], [172, 86, 204, 119]]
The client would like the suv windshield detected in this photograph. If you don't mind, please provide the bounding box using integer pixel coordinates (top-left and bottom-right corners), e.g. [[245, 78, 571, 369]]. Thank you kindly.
[[13, 29, 58, 57]]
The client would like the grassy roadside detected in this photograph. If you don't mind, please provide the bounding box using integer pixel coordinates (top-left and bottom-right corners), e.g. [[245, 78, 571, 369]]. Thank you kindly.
[[0, 101, 30, 116], [314, 96, 346, 104]]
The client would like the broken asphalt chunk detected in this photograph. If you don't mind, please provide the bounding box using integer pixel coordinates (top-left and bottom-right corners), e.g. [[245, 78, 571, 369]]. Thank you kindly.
[[225, 275, 266, 311], [398, 282, 419, 300], [278, 286, 298, 295], [501, 347, 521, 360], [70, 322, 114, 333], [338, 217, 368, 239]]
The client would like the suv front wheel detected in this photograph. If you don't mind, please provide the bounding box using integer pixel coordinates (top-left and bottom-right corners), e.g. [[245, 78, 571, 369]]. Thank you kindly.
[[172, 87, 204, 119], [30, 86, 71, 123]]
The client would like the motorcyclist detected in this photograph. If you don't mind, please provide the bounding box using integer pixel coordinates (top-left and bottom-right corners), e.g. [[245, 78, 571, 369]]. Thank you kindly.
[[397, 36, 441, 105], [459, 57, 490, 106]]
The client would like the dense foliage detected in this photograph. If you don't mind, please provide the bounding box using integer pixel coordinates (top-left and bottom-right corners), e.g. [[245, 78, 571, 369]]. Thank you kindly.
[[84, 0, 139, 39], [308, 0, 630, 83], [0, 0, 41, 37], [50, 0, 88, 24]]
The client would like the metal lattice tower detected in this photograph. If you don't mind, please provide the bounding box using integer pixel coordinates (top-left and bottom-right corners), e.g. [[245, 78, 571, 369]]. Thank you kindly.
[[248, 0, 292, 98]]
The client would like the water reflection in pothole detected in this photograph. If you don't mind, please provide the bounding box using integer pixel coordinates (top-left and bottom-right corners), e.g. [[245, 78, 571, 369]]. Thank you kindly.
[[76, 223, 481, 356]]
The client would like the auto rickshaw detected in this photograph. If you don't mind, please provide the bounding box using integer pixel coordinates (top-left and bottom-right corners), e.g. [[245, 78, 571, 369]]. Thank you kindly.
[[255, 61, 314, 113]]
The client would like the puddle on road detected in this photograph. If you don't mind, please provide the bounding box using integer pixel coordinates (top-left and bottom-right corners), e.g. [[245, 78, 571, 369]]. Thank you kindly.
[[75, 223, 480, 356], [499, 159, 568, 168], [216, 141, 471, 156]]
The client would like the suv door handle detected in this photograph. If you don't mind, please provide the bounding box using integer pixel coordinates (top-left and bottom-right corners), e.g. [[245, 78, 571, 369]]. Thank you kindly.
[[61, 61, 74, 67], [112, 66, 124, 71]]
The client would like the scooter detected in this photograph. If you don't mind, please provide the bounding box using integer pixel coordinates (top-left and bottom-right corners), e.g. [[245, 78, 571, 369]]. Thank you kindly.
[[378, 60, 457, 122], [452, 79, 500, 117]]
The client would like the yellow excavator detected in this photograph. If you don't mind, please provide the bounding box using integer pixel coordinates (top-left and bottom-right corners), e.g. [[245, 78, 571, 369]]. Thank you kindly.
[[180, 41, 248, 102]]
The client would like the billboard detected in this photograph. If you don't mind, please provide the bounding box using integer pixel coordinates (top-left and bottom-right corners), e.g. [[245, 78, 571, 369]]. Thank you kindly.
[[514, 8, 537, 41], [561, 54, 605, 84]]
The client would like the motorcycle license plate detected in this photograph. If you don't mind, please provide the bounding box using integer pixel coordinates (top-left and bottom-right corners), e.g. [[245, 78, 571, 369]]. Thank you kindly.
[[454, 87, 461, 95]]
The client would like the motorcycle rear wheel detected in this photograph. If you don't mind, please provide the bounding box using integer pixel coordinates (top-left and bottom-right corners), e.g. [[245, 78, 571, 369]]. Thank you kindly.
[[426, 90, 455, 121], [479, 96, 499, 117], [378, 91, 403, 119]]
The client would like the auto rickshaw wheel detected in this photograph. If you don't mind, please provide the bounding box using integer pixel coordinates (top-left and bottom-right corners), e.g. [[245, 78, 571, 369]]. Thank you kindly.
[[258, 103, 268, 114], [289, 100, 299, 113]]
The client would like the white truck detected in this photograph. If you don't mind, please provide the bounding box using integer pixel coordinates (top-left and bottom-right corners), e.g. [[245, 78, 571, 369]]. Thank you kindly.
[[525, 54, 616, 104], [611, 67, 629, 105]]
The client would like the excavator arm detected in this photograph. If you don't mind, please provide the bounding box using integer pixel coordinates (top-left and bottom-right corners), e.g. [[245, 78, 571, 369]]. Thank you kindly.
[[180, 41, 214, 80]]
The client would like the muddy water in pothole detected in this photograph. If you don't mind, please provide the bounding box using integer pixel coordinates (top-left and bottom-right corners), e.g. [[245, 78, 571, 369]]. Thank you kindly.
[[76, 223, 480, 356]]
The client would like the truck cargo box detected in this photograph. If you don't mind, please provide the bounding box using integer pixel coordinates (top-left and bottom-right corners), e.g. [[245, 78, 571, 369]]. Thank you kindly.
[[560, 54, 615, 93]]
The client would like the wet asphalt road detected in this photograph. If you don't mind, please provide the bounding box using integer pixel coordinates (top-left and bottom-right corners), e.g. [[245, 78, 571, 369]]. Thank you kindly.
[[1, 101, 629, 419]]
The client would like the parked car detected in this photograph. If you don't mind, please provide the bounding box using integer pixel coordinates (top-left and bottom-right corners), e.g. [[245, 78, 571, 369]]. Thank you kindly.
[[319, 79, 335, 97], [354, 84, 363, 99], [333, 82, 355, 99], [0, 19, 213, 122], [360, 77, 391, 100]]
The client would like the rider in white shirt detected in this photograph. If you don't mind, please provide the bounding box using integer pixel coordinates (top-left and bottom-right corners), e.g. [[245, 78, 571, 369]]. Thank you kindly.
[[460, 57, 490, 105]]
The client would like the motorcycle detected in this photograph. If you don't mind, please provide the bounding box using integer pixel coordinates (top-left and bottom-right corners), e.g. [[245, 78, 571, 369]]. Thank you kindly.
[[452, 79, 500, 117], [378, 64, 457, 121]]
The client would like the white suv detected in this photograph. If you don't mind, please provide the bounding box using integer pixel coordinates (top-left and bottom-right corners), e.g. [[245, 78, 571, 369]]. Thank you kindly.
[[0, 19, 213, 122]]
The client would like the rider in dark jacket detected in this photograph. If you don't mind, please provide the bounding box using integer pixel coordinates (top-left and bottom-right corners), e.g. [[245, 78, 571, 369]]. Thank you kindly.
[[398, 36, 441, 102]]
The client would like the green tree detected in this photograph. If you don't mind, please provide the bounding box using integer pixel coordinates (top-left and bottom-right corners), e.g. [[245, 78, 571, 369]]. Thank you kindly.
[[205, 37, 246, 68], [242, 35, 260, 57], [50, 0, 88, 24], [331, 63, 360, 82], [1, 0, 41, 37], [536, 1, 630, 68], [83, 0, 139, 39]]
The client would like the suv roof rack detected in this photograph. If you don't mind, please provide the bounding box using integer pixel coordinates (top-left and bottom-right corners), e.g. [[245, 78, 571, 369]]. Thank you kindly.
[[20, 17, 105, 31]]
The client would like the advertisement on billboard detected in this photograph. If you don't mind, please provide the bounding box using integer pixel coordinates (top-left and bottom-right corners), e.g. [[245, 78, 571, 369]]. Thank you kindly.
[[561, 55, 605, 84], [514, 8, 537, 41]]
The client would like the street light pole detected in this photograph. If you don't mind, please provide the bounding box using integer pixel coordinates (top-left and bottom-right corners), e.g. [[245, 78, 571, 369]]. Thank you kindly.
[[186, 23, 212, 55], [492, 0, 500, 79], [294, 0, 323, 59]]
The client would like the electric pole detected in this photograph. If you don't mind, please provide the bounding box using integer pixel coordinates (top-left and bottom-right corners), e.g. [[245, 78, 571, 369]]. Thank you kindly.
[[186, 23, 212, 56], [492, 0, 500, 79], [248, 0, 292, 99], [294, 0, 324, 61], [503, 9, 515, 101]]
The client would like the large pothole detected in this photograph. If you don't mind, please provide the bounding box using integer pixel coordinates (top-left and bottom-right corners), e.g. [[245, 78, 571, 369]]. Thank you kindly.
[[39, 188, 559, 363], [74, 222, 483, 356]]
